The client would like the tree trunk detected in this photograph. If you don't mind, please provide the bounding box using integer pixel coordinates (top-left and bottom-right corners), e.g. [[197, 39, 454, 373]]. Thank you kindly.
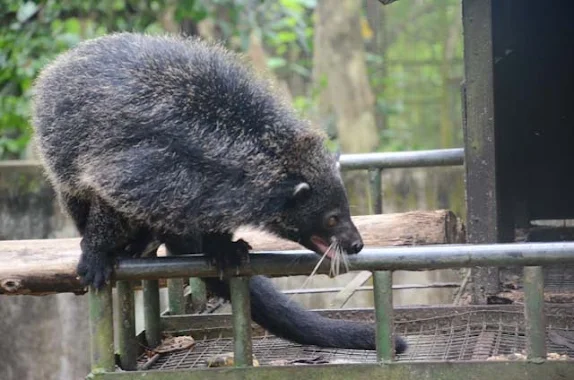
[[365, 1, 390, 135], [312, 0, 380, 214], [439, 3, 462, 148], [313, 0, 379, 153]]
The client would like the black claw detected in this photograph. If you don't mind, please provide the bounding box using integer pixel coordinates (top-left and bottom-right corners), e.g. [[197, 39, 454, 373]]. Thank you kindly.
[[76, 251, 115, 289], [206, 238, 251, 276]]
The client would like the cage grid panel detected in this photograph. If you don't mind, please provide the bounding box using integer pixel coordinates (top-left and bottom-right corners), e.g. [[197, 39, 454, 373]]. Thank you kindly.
[[137, 309, 574, 370]]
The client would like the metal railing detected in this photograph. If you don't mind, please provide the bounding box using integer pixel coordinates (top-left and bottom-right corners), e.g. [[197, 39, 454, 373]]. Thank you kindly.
[[340, 147, 464, 214], [93, 241, 574, 372]]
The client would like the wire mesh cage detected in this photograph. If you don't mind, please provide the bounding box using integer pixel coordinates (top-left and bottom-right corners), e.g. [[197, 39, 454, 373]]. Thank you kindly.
[[137, 306, 574, 371]]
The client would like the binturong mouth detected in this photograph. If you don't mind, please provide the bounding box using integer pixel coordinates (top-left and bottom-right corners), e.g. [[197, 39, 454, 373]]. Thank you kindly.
[[305, 234, 364, 257], [302, 234, 362, 277], [309, 235, 335, 259]]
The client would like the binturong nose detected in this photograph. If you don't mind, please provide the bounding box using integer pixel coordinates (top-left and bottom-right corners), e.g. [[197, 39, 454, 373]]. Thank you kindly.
[[350, 240, 364, 254]]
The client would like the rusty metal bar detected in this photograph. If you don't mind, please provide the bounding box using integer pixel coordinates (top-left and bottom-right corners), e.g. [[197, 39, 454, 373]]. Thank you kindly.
[[165, 247, 185, 315], [229, 277, 253, 367], [523, 266, 547, 360], [89, 284, 115, 373], [116, 280, 137, 371], [282, 282, 461, 295], [373, 271, 394, 361], [462, 0, 502, 305], [90, 361, 572, 379], [2, 148, 464, 175], [369, 168, 383, 214], [142, 278, 161, 348], [339, 148, 464, 170], [114, 242, 574, 281], [187, 277, 207, 312]]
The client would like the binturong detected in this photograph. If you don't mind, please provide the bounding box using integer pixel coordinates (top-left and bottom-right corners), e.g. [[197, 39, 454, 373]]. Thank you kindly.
[[31, 32, 407, 354]]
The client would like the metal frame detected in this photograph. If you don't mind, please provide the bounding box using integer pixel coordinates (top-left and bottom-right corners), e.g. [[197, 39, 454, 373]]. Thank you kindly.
[[80, 148, 571, 379], [461, 0, 504, 306], [89, 241, 574, 377], [114, 242, 574, 280], [80, 149, 574, 378], [91, 148, 467, 375], [92, 362, 572, 380]]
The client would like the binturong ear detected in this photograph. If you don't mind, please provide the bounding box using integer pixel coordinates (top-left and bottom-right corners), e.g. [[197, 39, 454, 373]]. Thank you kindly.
[[293, 182, 311, 201]]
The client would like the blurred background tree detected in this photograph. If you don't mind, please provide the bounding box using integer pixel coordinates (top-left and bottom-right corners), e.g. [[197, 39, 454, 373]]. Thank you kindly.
[[0, 0, 463, 159]]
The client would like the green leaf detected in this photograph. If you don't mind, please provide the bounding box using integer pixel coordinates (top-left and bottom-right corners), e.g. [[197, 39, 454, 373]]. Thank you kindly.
[[112, 0, 126, 11], [277, 31, 297, 43], [266, 57, 287, 69], [16, 2, 39, 23], [298, 0, 316, 7], [279, 0, 303, 12], [64, 18, 81, 35]]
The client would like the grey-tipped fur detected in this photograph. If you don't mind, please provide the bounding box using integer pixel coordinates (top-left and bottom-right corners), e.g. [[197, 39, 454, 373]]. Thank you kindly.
[[30, 32, 406, 354]]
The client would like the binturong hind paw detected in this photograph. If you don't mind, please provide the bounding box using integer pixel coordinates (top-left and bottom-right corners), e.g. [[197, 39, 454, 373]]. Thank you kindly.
[[76, 248, 116, 289]]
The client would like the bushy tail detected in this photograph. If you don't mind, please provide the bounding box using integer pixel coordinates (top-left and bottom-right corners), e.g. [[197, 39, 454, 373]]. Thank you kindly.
[[206, 275, 407, 354]]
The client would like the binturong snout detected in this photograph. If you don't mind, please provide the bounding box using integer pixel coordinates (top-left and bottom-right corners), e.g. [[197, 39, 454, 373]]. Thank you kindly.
[[339, 220, 364, 255]]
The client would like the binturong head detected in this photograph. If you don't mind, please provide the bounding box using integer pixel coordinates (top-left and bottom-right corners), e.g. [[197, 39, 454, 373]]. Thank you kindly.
[[265, 134, 364, 262], [285, 180, 364, 258]]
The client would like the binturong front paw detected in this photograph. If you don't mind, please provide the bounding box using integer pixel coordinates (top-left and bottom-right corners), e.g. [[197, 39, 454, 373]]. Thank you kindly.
[[208, 238, 252, 278], [76, 247, 116, 289]]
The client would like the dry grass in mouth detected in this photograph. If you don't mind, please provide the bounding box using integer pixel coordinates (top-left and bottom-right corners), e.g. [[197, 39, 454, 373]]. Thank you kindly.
[[328, 238, 350, 278], [287, 239, 350, 303]]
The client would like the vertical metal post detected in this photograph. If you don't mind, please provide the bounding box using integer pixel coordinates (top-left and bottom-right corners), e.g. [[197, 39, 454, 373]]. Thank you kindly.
[[117, 280, 137, 370], [369, 168, 383, 214], [188, 277, 207, 312], [89, 283, 115, 373], [143, 278, 162, 348], [166, 248, 185, 315], [229, 277, 253, 367], [373, 270, 394, 362], [462, 0, 502, 304], [523, 266, 547, 360]]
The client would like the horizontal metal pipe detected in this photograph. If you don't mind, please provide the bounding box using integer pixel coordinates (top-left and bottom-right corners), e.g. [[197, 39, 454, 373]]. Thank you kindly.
[[339, 148, 464, 170], [281, 283, 462, 295], [114, 242, 574, 281], [2, 149, 464, 173]]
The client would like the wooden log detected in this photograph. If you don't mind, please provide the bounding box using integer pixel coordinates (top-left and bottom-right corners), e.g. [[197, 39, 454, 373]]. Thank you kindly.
[[0, 210, 464, 295]]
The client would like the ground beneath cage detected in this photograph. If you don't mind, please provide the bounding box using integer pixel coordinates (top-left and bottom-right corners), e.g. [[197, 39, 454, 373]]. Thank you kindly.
[[497, 264, 574, 303]]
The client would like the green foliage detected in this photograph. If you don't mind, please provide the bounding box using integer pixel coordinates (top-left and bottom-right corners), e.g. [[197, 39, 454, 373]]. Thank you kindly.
[[1, 0, 464, 159], [0, 0, 174, 159], [196, 0, 315, 75], [371, 0, 464, 151]]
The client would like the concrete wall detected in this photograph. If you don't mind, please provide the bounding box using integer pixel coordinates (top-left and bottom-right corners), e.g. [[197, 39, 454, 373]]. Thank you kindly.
[[0, 163, 90, 380], [0, 162, 465, 380]]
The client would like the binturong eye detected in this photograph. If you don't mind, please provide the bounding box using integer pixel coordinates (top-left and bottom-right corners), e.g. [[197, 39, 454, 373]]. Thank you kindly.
[[326, 215, 339, 228]]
